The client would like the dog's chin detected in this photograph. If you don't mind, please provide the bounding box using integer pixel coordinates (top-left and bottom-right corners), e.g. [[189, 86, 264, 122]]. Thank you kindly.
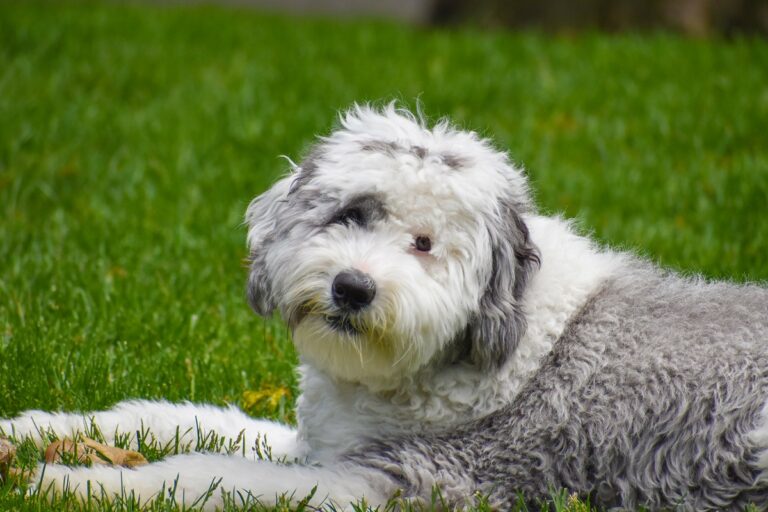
[[292, 315, 428, 391], [324, 315, 359, 335]]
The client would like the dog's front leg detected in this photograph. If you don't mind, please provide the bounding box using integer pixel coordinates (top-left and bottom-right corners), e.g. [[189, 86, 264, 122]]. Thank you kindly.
[[1, 400, 305, 460], [35, 454, 391, 510]]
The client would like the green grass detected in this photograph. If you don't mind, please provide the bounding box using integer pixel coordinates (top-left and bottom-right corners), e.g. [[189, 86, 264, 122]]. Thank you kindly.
[[1, 1, 767, 509]]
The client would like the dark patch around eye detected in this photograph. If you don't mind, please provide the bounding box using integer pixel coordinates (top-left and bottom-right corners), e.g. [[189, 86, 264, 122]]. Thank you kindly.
[[328, 194, 387, 228], [333, 207, 365, 226]]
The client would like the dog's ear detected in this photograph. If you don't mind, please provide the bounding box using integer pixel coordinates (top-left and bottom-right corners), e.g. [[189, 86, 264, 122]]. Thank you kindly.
[[245, 176, 293, 316], [468, 198, 540, 370]]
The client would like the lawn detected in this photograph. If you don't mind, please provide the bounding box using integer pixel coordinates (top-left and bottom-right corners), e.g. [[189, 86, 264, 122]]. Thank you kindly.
[[0, 1, 767, 509]]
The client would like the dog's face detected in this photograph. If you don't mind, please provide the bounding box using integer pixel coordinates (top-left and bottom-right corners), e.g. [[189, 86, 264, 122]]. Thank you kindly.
[[246, 106, 539, 390]]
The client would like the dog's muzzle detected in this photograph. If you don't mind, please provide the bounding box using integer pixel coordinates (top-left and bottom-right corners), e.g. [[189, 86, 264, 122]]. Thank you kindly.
[[332, 269, 376, 311]]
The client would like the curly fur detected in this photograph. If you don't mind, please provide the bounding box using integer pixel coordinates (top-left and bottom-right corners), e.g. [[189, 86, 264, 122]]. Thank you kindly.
[[351, 263, 768, 509], [2, 104, 767, 511]]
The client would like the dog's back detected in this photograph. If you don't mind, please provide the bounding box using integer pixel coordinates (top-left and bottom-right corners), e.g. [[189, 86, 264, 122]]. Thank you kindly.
[[352, 263, 768, 510]]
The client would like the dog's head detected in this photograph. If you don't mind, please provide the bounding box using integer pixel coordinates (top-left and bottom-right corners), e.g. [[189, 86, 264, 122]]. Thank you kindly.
[[246, 105, 539, 390]]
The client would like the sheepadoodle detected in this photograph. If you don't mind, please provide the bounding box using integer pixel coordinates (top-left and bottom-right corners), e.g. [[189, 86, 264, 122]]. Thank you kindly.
[[2, 105, 768, 510]]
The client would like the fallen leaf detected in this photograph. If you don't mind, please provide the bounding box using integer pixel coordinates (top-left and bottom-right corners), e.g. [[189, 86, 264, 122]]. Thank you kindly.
[[243, 385, 291, 412], [0, 437, 16, 481], [45, 437, 148, 468]]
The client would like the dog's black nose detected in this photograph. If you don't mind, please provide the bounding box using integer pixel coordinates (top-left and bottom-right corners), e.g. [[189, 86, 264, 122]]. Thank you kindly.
[[332, 270, 376, 311]]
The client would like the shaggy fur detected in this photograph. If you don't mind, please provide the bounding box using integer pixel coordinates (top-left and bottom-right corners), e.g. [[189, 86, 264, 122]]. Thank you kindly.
[[351, 264, 768, 509], [2, 104, 767, 511]]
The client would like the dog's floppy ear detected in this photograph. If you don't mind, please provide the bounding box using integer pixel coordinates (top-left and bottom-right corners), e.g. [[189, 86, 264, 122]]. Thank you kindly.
[[245, 176, 293, 316], [468, 198, 540, 370]]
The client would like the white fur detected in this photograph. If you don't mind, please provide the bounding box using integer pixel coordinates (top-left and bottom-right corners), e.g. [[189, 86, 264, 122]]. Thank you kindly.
[[36, 454, 387, 509], [0, 105, 626, 509], [296, 214, 625, 459], [252, 106, 533, 391], [0, 400, 304, 460]]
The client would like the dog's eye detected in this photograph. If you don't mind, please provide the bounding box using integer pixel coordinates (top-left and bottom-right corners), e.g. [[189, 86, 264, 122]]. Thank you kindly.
[[333, 208, 365, 227], [414, 235, 432, 252]]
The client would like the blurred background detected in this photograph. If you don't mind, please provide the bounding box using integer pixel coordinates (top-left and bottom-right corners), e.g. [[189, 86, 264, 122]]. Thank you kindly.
[[152, 0, 768, 36]]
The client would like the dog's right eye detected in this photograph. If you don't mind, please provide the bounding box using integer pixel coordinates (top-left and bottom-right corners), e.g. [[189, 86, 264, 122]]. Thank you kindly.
[[332, 208, 365, 227]]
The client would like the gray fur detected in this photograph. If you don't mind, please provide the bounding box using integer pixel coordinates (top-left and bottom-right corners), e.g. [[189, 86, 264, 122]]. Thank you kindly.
[[440, 152, 466, 169], [245, 178, 292, 315], [360, 140, 401, 155], [348, 262, 768, 510], [247, 145, 355, 316], [328, 193, 388, 228], [246, 161, 341, 315], [359, 140, 466, 169], [469, 195, 541, 370], [247, 114, 767, 509], [411, 145, 428, 159], [289, 145, 325, 195]]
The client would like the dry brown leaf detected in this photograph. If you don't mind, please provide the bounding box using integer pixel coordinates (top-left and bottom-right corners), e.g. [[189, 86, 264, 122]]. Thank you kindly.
[[45, 437, 148, 468], [3, 466, 28, 486], [0, 437, 16, 481], [81, 438, 148, 468], [45, 438, 99, 465]]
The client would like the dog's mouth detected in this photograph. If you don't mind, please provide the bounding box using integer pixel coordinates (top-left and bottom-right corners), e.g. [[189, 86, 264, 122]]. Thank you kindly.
[[325, 315, 359, 335]]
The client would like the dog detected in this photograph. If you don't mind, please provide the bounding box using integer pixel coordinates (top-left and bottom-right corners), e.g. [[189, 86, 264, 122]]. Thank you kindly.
[[2, 104, 768, 510]]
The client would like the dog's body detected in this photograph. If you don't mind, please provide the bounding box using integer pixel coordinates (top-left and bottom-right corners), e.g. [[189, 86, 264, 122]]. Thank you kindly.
[[2, 106, 768, 510], [351, 260, 768, 510]]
